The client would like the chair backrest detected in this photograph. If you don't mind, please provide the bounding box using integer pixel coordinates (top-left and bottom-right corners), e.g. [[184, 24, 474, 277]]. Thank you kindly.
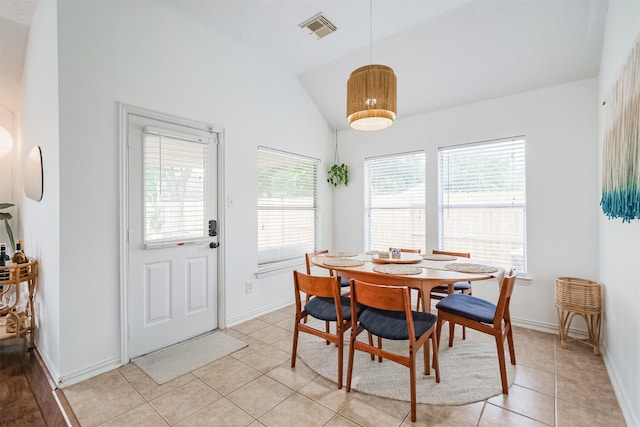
[[389, 248, 421, 254], [305, 250, 333, 275], [293, 270, 342, 314], [432, 249, 470, 258], [350, 279, 417, 340], [493, 269, 517, 326]]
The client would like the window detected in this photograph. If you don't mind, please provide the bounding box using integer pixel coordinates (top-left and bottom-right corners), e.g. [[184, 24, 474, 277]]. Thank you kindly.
[[438, 137, 526, 274], [365, 151, 426, 252], [144, 129, 208, 244], [258, 147, 318, 273]]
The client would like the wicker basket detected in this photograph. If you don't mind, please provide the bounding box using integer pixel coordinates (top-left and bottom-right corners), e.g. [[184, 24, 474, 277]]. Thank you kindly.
[[555, 277, 602, 355]]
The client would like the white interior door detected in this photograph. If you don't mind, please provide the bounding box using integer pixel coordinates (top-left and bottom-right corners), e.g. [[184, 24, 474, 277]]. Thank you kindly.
[[127, 113, 219, 358]]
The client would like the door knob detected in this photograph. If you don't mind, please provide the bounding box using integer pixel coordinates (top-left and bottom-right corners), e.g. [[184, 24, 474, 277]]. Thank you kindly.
[[209, 242, 219, 249]]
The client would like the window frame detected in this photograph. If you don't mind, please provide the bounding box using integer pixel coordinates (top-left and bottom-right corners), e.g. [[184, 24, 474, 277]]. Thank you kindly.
[[437, 136, 527, 275], [364, 150, 426, 253], [257, 146, 319, 276]]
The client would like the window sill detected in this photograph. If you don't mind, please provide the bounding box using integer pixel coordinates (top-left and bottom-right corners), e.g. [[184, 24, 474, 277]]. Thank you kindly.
[[256, 259, 305, 279]]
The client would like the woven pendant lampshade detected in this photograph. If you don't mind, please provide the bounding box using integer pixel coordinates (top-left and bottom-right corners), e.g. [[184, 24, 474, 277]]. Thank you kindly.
[[346, 64, 397, 131]]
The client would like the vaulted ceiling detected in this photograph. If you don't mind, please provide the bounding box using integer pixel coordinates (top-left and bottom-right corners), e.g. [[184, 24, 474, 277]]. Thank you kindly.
[[0, 0, 609, 130]]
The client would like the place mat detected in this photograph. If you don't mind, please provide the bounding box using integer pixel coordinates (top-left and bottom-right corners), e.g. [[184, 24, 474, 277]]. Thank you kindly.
[[323, 251, 359, 258], [322, 258, 364, 267], [422, 254, 457, 261], [445, 263, 499, 274], [372, 264, 422, 275], [371, 253, 423, 264]]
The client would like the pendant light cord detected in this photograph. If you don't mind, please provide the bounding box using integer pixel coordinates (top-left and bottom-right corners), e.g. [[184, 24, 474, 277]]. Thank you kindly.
[[369, 0, 373, 65], [334, 129, 340, 164]]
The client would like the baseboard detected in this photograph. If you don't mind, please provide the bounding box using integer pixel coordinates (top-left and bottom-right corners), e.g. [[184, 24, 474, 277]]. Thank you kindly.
[[603, 350, 639, 427], [226, 298, 293, 328], [57, 356, 122, 388], [511, 316, 590, 340]]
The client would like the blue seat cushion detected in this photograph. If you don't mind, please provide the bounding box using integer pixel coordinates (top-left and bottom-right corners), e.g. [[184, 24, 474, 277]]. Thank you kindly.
[[435, 293, 496, 324], [358, 308, 437, 340], [305, 295, 360, 321], [340, 277, 350, 287], [431, 282, 472, 293]]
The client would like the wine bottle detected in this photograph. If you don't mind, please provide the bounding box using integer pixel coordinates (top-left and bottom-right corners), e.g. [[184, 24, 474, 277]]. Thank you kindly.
[[0, 243, 10, 281], [12, 240, 27, 264]]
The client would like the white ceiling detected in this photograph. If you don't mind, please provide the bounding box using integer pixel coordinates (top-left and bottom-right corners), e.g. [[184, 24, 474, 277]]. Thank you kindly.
[[0, 0, 609, 130]]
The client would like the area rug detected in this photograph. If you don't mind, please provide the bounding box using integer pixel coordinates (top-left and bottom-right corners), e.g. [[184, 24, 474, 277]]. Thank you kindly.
[[133, 331, 247, 384], [297, 319, 516, 405]]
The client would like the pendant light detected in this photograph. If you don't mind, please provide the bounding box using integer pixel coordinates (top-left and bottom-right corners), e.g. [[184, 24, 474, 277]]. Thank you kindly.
[[346, 0, 397, 131]]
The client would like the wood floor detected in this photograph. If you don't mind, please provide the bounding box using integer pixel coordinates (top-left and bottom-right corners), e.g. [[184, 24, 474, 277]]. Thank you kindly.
[[0, 337, 69, 426]]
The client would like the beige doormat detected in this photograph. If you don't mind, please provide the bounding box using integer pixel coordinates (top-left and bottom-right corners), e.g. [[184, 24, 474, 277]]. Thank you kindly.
[[133, 331, 247, 384], [297, 319, 515, 405]]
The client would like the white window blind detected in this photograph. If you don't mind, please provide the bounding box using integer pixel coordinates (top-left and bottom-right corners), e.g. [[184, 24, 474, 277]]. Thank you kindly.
[[258, 147, 318, 272], [365, 151, 426, 252], [143, 131, 207, 244], [438, 137, 526, 274]]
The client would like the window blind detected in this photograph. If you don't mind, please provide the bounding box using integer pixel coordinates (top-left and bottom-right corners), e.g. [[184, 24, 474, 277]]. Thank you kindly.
[[438, 137, 526, 273], [143, 132, 208, 244], [365, 151, 426, 252], [258, 147, 318, 271]]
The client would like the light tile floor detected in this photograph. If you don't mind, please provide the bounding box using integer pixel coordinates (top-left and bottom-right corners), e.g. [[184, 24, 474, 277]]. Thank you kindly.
[[62, 305, 627, 426]]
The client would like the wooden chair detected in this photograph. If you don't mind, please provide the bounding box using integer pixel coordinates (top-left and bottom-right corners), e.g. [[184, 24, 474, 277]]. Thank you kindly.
[[426, 250, 472, 338], [388, 248, 423, 311], [346, 279, 440, 422], [435, 269, 517, 394], [305, 250, 350, 288], [291, 270, 360, 389]]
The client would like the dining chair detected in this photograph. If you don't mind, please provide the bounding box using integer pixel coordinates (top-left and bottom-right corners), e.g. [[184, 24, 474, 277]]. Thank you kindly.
[[346, 279, 440, 422], [388, 248, 423, 311], [435, 269, 517, 394], [291, 270, 360, 389], [305, 250, 350, 288], [425, 250, 472, 339]]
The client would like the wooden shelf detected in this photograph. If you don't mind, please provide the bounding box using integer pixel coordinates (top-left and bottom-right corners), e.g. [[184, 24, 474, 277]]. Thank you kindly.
[[0, 258, 38, 348]]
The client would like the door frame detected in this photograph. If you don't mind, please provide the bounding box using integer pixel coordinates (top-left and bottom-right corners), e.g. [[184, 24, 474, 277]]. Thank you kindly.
[[118, 103, 226, 364]]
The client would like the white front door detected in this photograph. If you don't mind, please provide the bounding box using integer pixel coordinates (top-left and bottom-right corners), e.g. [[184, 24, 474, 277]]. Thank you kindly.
[[127, 113, 219, 358]]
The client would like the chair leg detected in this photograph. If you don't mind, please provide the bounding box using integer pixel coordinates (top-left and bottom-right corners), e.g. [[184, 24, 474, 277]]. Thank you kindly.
[[506, 323, 516, 365], [325, 320, 330, 345], [431, 333, 440, 383], [409, 352, 417, 422], [346, 330, 357, 392], [377, 336, 383, 362], [291, 321, 299, 368], [367, 332, 375, 361], [337, 327, 343, 389], [436, 316, 444, 350], [495, 333, 509, 394], [448, 320, 456, 347]]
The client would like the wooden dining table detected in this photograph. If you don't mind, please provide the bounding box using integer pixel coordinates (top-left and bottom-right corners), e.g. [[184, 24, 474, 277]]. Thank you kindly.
[[311, 252, 502, 312]]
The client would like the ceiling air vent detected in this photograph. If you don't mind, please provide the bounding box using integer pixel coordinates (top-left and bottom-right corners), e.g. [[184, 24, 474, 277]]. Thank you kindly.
[[298, 13, 337, 39]]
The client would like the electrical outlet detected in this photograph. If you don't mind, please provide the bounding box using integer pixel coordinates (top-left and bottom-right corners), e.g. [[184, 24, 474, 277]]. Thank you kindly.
[[245, 281, 253, 294]]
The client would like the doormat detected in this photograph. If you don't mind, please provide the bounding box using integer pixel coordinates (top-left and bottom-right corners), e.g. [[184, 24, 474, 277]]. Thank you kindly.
[[132, 331, 247, 384]]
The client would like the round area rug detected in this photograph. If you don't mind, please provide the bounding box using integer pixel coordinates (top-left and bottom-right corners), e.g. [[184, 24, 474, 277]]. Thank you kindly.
[[296, 319, 516, 405]]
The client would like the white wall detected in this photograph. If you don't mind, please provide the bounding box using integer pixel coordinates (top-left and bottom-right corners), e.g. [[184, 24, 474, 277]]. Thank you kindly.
[[48, 0, 332, 384], [18, 0, 61, 379], [335, 78, 600, 333], [598, 1, 640, 424]]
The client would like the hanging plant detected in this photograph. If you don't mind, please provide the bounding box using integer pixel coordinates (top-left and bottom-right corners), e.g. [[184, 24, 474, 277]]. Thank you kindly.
[[327, 130, 349, 187], [327, 163, 349, 187]]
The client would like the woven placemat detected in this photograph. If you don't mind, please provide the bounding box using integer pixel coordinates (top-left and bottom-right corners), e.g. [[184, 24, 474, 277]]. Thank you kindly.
[[324, 251, 359, 258], [422, 254, 457, 261], [372, 264, 422, 275], [444, 263, 499, 274], [322, 258, 364, 267]]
